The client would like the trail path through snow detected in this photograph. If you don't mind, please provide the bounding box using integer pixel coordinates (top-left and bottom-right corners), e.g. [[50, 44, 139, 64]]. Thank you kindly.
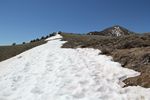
[[0, 35, 150, 100]]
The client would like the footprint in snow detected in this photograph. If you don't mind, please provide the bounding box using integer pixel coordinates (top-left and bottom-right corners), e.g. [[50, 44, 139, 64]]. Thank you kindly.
[[79, 80, 89, 85], [22, 63, 30, 73], [2, 90, 12, 97], [72, 91, 85, 99], [0, 97, 7, 100], [12, 75, 22, 83], [31, 87, 43, 94]]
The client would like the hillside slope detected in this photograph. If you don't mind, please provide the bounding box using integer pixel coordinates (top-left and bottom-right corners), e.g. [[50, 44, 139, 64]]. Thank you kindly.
[[61, 33, 150, 88], [0, 34, 150, 100]]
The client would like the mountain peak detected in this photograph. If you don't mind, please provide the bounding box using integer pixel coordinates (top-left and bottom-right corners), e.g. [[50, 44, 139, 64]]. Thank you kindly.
[[88, 25, 134, 36]]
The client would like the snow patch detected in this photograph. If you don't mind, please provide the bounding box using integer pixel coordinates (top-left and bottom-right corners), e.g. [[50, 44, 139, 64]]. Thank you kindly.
[[45, 34, 62, 41], [111, 26, 122, 36]]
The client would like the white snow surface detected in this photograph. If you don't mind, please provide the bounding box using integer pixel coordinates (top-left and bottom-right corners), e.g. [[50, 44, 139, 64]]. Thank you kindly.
[[111, 26, 122, 36], [45, 34, 62, 41], [0, 34, 150, 100]]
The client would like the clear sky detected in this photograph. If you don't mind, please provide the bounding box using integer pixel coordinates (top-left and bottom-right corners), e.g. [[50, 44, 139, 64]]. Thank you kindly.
[[0, 0, 150, 45]]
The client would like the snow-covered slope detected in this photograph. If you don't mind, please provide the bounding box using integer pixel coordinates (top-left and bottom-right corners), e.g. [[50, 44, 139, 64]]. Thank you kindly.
[[0, 34, 149, 100]]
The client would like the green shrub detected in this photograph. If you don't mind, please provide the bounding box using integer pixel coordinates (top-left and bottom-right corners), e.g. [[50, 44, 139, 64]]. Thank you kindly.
[[12, 43, 16, 46]]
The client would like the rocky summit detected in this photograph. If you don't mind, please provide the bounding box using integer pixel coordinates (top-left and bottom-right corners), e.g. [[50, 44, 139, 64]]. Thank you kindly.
[[88, 25, 134, 36]]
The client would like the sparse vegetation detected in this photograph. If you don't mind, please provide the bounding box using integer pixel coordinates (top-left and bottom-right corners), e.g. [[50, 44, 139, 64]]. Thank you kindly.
[[41, 36, 45, 40], [22, 42, 26, 44], [12, 43, 16, 46]]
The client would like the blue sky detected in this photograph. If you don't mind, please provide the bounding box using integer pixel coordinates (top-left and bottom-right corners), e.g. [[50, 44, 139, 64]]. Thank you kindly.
[[0, 0, 150, 45]]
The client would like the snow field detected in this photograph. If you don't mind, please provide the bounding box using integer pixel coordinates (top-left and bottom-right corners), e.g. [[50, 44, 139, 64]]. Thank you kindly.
[[0, 34, 149, 100]]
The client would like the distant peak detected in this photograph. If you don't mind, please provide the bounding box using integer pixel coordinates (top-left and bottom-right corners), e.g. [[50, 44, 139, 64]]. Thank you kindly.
[[88, 25, 135, 36]]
